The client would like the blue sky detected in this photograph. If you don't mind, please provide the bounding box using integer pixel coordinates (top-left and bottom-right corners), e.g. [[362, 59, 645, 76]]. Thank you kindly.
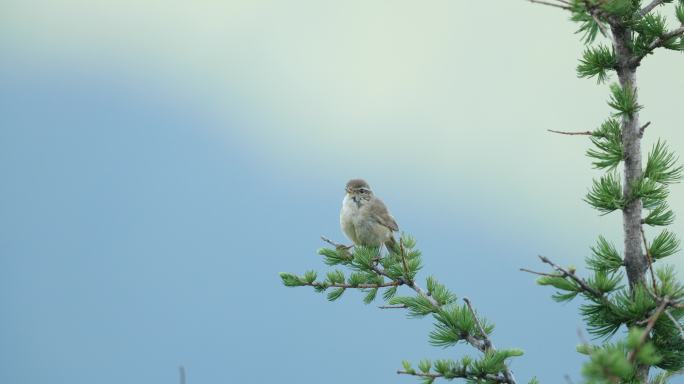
[[2, 1, 684, 383]]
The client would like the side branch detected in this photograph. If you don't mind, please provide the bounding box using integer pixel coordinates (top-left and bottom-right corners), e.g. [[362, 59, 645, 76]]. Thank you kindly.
[[639, 0, 666, 17], [464, 298, 518, 384], [548, 129, 593, 136], [311, 236, 518, 383], [464, 298, 493, 349], [638, 121, 651, 138], [538, 255, 603, 298], [632, 25, 684, 65], [627, 297, 669, 363], [397, 370, 508, 383], [528, 0, 571, 10], [303, 281, 401, 289], [639, 226, 659, 295]]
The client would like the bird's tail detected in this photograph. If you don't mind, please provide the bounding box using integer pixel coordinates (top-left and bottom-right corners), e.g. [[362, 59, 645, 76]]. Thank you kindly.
[[384, 236, 399, 254]]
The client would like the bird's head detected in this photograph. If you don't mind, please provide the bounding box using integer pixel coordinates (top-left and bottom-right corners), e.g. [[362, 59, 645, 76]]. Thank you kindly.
[[345, 179, 373, 202]]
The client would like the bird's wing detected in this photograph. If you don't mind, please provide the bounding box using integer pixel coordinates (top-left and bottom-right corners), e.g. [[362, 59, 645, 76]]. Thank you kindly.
[[368, 197, 399, 231]]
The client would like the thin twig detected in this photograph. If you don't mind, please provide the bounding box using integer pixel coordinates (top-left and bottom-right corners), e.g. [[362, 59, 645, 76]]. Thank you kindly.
[[304, 280, 401, 289], [592, 13, 609, 38], [397, 371, 442, 378], [639, 121, 651, 138], [321, 236, 353, 250], [528, 0, 572, 10], [537, 255, 603, 298], [399, 238, 411, 284], [640, 0, 665, 17], [627, 297, 669, 363], [520, 268, 563, 277], [397, 370, 508, 383], [463, 298, 491, 349], [548, 129, 593, 136], [179, 366, 186, 384], [665, 310, 684, 340], [632, 25, 684, 65], [463, 297, 517, 384], [378, 305, 407, 309], [640, 226, 659, 295]]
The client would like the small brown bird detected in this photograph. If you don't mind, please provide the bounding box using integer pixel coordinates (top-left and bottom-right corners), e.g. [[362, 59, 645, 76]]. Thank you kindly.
[[339, 179, 398, 251]]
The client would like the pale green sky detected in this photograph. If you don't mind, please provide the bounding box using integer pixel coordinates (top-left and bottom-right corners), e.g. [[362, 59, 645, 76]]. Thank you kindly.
[[7, 0, 681, 263]]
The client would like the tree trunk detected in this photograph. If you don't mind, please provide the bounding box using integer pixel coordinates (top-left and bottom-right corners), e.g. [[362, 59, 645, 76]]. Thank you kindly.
[[612, 24, 649, 382]]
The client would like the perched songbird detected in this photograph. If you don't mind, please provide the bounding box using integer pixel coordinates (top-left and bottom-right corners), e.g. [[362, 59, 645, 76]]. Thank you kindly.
[[340, 179, 399, 251]]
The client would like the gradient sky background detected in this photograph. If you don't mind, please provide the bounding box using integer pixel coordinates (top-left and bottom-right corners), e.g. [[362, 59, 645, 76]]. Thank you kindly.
[[2, 1, 684, 383]]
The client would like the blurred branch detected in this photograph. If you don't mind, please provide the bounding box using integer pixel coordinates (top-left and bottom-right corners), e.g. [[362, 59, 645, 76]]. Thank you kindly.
[[528, 0, 571, 10]]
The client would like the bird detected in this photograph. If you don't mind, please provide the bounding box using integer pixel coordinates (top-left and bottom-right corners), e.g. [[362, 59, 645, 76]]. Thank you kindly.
[[340, 179, 399, 251]]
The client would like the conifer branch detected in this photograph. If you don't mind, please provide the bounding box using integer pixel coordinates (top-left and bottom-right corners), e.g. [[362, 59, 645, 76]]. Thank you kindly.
[[464, 298, 492, 350], [665, 309, 684, 340], [519, 268, 562, 277], [593, 14, 610, 38], [311, 236, 518, 382], [642, 293, 684, 334], [321, 236, 353, 250], [464, 298, 519, 384], [638, 121, 651, 138], [627, 297, 669, 363], [640, 226, 659, 295], [548, 129, 593, 136], [397, 370, 508, 383], [528, 0, 571, 11], [317, 236, 489, 351], [397, 370, 443, 379], [639, 0, 666, 17], [632, 25, 684, 65], [399, 238, 412, 283], [537, 255, 603, 298], [302, 280, 402, 289]]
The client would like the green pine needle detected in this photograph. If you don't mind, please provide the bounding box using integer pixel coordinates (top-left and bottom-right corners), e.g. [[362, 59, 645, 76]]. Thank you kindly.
[[600, 0, 636, 17], [633, 177, 670, 210], [587, 236, 623, 273], [363, 288, 378, 304], [279, 272, 304, 287], [326, 287, 345, 301], [577, 45, 617, 83], [644, 202, 676, 226], [382, 286, 398, 301], [587, 119, 623, 169], [585, 172, 625, 214], [570, 1, 602, 43], [607, 83, 643, 118], [650, 230, 681, 260], [390, 295, 436, 318], [645, 140, 683, 184]]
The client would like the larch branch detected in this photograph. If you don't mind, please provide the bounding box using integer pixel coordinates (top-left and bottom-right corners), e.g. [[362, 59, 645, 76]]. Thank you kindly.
[[632, 25, 684, 65], [639, 121, 651, 138], [304, 280, 401, 289], [665, 310, 684, 340], [640, 226, 659, 295], [397, 370, 508, 383], [627, 297, 669, 363], [548, 129, 593, 136], [528, 0, 572, 10], [537, 255, 603, 298], [640, 0, 666, 17]]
